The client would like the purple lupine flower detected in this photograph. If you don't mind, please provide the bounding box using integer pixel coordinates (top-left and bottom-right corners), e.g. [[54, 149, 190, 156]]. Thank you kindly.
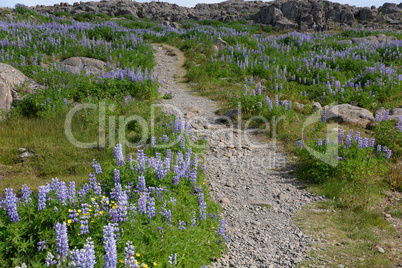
[[172, 165, 180, 185], [198, 193, 207, 221], [113, 169, 120, 184], [38, 185, 49, 211], [151, 136, 156, 146], [79, 203, 90, 235], [109, 208, 119, 223], [178, 220, 186, 230], [383, 147, 392, 159], [45, 252, 57, 266], [88, 173, 102, 196], [160, 206, 172, 224], [4, 188, 19, 222], [375, 111, 383, 122], [147, 197, 156, 219], [357, 138, 363, 149], [384, 109, 390, 120], [137, 193, 147, 214], [68, 182, 77, 205], [162, 135, 170, 143], [69, 209, 79, 223], [21, 184, 32, 203], [353, 132, 360, 142], [317, 139, 323, 146], [114, 144, 126, 166], [338, 129, 345, 143], [168, 253, 178, 266], [69, 237, 96, 268], [137, 175, 146, 192], [217, 219, 227, 241], [296, 140, 303, 149], [321, 110, 327, 123], [55, 222, 69, 262], [369, 138, 376, 147], [103, 223, 118, 268], [37, 240, 47, 251], [115, 184, 129, 222], [180, 136, 186, 149], [363, 138, 369, 148], [92, 159, 102, 174], [155, 154, 165, 179], [191, 212, 197, 227], [137, 150, 147, 173], [56, 181, 68, 206], [377, 145, 382, 152], [78, 183, 91, 199], [124, 241, 138, 268]]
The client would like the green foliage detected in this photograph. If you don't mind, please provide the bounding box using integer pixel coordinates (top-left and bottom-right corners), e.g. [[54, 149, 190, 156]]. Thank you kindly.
[[373, 120, 402, 160], [14, 4, 36, 15]]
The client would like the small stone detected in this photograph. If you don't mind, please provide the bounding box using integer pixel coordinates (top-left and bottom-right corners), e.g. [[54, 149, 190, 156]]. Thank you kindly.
[[20, 151, 34, 158], [187, 106, 203, 113], [221, 197, 230, 204], [376, 246, 385, 253], [18, 148, 27, 153], [227, 144, 235, 149], [384, 213, 391, 218], [338, 265, 345, 268], [185, 112, 196, 118], [294, 257, 303, 263], [225, 181, 234, 187]]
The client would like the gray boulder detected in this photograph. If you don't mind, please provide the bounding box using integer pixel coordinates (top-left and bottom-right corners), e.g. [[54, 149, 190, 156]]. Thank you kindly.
[[326, 104, 374, 128], [62, 57, 107, 75], [216, 37, 228, 50], [390, 108, 402, 120], [357, 7, 374, 20], [0, 63, 41, 113]]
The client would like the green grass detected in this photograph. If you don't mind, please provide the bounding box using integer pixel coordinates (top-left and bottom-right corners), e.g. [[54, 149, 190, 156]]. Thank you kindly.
[[295, 201, 399, 267]]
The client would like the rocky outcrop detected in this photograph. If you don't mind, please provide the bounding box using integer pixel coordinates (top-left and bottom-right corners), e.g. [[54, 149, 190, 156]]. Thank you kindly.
[[0, 63, 41, 113], [31, 0, 402, 31], [326, 104, 374, 128], [34, 0, 266, 23], [251, 0, 402, 30], [62, 57, 106, 75]]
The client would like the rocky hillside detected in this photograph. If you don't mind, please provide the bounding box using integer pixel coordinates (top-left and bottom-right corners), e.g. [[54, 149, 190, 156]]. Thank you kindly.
[[30, 0, 402, 30]]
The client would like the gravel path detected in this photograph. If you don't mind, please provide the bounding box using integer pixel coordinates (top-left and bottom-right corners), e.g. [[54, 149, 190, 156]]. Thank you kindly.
[[153, 44, 323, 268]]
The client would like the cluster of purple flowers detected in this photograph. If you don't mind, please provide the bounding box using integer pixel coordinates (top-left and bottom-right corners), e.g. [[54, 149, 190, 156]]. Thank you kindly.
[[297, 128, 393, 160]]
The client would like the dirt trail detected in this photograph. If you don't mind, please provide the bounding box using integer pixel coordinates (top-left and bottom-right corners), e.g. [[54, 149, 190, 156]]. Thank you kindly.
[[153, 44, 322, 267]]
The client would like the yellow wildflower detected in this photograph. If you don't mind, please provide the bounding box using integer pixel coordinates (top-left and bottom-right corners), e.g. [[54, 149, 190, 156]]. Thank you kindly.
[[136, 253, 140, 257], [99, 211, 104, 215], [153, 262, 157, 266], [77, 209, 82, 213]]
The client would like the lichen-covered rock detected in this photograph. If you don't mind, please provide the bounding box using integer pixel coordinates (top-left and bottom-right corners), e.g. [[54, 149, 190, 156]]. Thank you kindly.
[[326, 104, 374, 128], [62, 57, 107, 75], [0, 63, 41, 113]]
